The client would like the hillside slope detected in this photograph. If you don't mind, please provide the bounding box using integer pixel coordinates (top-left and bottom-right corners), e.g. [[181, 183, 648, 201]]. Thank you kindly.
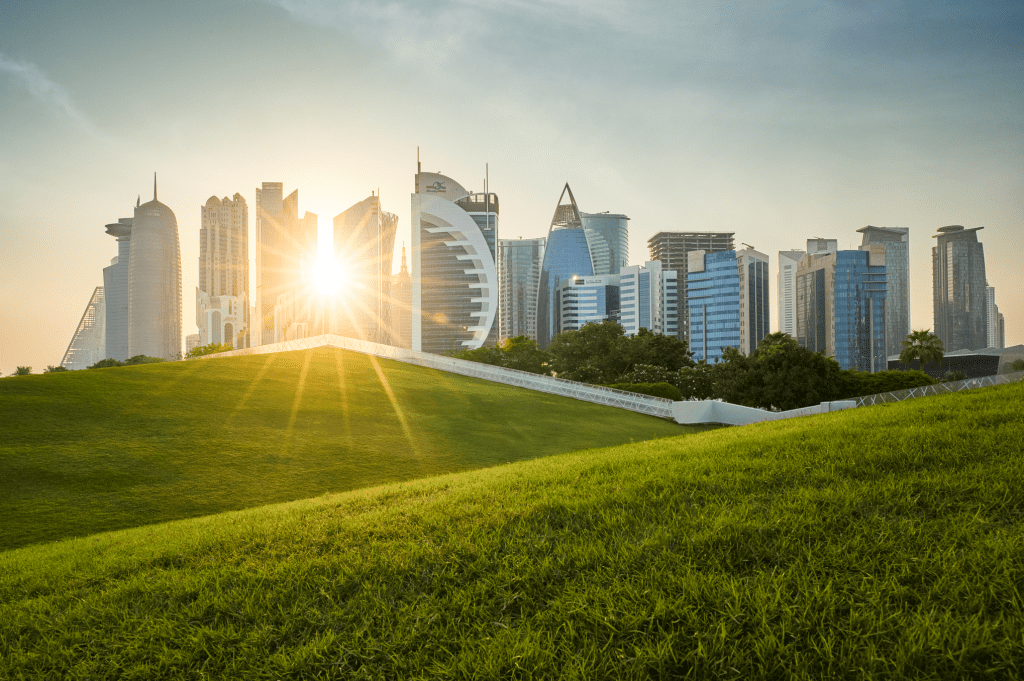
[[0, 348, 694, 549], [2, 382, 1022, 678]]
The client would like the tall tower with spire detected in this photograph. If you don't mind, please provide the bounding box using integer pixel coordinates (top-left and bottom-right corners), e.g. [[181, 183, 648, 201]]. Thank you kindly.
[[127, 174, 182, 360], [391, 242, 412, 349]]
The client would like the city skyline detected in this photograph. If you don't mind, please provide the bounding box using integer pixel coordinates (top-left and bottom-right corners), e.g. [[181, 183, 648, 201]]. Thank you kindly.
[[2, 1, 1022, 374]]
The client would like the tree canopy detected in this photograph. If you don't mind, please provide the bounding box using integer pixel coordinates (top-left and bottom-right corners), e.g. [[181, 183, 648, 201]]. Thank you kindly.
[[187, 343, 234, 359], [899, 330, 944, 368]]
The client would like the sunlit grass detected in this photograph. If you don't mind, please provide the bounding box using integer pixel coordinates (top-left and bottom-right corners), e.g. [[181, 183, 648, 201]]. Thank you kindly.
[[0, 348, 695, 550], [1, 382, 1022, 678]]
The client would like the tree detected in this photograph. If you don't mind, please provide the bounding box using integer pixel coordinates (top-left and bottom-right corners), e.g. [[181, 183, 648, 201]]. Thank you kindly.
[[622, 328, 694, 372], [1012, 359, 1024, 373], [548, 321, 630, 382], [88, 358, 125, 369], [498, 336, 549, 374], [899, 330, 944, 370], [187, 343, 234, 359], [12, 366, 32, 376], [125, 355, 165, 365], [741, 332, 842, 410], [44, 365, 68, 373]]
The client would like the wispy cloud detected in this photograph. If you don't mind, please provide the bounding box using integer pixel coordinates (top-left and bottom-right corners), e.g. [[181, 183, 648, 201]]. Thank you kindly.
[[0, 53, 104, 139]]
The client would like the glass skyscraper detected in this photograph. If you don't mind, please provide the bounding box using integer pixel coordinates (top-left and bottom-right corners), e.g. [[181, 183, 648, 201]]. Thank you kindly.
[[932, 226, 988, 352], [796, 246, 887, 372], [581, 212, 628, 276], [858, 226, 909, 357], [555, 275, 620, 334], [687, 249, 769, 363], [619, 260, 678, 338], [412, 166, 498, 354], [498, 237, 545, 341], [536, 185, 594, 349]]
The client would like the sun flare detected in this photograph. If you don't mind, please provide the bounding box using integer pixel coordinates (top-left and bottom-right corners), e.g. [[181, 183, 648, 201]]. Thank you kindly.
[[312, 254, 345, 296]]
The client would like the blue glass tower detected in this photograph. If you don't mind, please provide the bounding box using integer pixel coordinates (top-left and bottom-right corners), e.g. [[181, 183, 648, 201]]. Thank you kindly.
[[536, 184, 594, 348], [688, 251, 741, 363]]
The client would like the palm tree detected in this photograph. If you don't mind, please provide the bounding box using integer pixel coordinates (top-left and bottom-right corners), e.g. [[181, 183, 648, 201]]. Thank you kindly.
[[900, 330, 944, 370]]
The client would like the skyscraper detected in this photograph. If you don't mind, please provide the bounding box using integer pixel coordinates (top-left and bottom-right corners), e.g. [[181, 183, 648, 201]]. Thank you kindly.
[[619, 260, 678, 338], [536, 185, 594, 349], [555, 274, 620, 334], [498, 237, 545, 341], [687, 249, 769, 363], [333, 194, 399, 344], [858, 226, 909, 357], [60, 286, 105, 370], [391, 243, 412, 349], [411, 164, 498, 354], [796, 246, 887, 372], [986, 286, 1003, 349], [648, 231, 735, 343], [777, 250, 805, 336], [128, 176, 182, 361], [255, 183, 318, 345], [197, 194, 249, 348], [932, 226, 988, 352], [581, 212, 628, 276], [102, 216, 133, 361]]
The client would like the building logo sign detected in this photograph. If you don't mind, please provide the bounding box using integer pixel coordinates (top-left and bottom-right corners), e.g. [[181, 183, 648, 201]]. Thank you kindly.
[[426, 181, 447, 193]]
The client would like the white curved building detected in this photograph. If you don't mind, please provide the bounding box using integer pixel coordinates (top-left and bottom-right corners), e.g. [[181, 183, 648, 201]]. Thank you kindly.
[[128, 176, 182, 360], [411, 166, 498, 353]]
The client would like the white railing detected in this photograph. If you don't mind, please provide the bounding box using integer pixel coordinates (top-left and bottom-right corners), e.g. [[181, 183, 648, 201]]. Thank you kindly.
[[198, 334, 676, 419], [853, 370, 1024, 406]]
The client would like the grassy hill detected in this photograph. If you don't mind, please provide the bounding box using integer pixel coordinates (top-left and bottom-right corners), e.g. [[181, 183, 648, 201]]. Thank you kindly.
[[0, 347, 696, 550], [2, 381, 1022, 678]]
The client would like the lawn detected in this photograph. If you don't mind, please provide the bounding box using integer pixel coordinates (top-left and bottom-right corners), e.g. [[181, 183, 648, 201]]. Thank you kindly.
[[0, 347, 695, 549], [1, 381, 1022, 678]]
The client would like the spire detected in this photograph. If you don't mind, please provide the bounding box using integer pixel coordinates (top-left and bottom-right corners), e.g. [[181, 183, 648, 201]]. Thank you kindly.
[[153, 172, 157, 201], [549, 183, 582, 232], [137, 195, 140, 207], [400, 242, 408, 275]]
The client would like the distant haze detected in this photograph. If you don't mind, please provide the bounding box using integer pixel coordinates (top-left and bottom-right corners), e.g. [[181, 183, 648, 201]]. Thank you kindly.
[[1, 0, 1021, 374]]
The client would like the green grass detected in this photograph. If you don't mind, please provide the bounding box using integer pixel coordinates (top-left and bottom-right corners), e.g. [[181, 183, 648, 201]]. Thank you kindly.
[[2, 381, 1022, 679], [0, 347, 696, 550]]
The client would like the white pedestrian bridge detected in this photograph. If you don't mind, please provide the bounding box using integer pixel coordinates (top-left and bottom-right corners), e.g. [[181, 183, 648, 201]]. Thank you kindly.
[[197, 334, 861, 426]]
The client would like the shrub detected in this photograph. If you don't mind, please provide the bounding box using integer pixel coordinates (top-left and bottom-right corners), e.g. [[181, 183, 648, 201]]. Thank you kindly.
[[942, 371, 967, 383], [187, 343, 233, 359], [88, 358, 125, 369], [12, 366, 32, 376], [620, 364, 676, 385], [837, 369, 936, 399], [44, 365, 68, 373], [604, 382, 683, 401], [125, 355, 165, 365], [1012, 359, 1024, 373]]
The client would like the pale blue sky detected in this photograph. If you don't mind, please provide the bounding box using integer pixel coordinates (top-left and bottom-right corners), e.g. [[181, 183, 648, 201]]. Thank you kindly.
[[2, 0, 1021, 373]]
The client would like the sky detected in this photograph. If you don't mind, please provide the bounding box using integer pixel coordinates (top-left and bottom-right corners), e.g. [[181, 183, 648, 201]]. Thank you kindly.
[[1, 0, 1022, 375]]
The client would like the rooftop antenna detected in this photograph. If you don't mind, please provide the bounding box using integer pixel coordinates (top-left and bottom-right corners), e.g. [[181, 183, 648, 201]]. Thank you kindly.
[[416, 147, 421, 192], [136, 195, 140, 207], [741, 242, 755, 250], [153, 173, 157, 201]]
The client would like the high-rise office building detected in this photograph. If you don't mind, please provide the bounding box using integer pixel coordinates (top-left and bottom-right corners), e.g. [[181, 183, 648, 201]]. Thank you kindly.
[[581, 212, 628, 276], [687, 249, 769, 363], [128, 176, 182, 361], [411, 164, 498, 354], [932, 226, 988, 352], [777, 250, 805, 336], [255, 183, 318, 345], [619, 260, 678, 338], [197, 194, 249, 349], [498, 237, 545, 341], [986, 286, 1003, 349], [858, 226, 909, 357], [333, 194, 399, 344], [555, 274, 620, 334], [537, 185, 594, 349], [796, 246, 887, 372], [102, 216, 133, 361], [806, 238, 838, 255], [60, 286, 105, 370], [391, 244, 412, 349], [648, 231, 735, 343]]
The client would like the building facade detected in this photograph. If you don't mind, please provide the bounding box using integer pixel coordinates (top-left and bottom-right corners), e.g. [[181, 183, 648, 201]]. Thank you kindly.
[[102, 216, 133, 361], [498, 237, 545, 342], [796, 246, 887, 372], [619, 260, 678, 338], [858, 226, 909, 357], [932, 226, 988, 352], [581, 212, 628, 276], [555, 275, 620, 334], [536, 185, 593, 349], [648, 231, 735, 343], [412, 167, 498, 354], [777, 249, 805, 337], [333, 194, 399, 344], [128, 177, 182, 361], [255, 183, 317, 345], [687, 249, 769, 363], [61, 286, 106, 370], [197, 194, 249, 349], [391, 244, 412, 349], [986, 286, 1003, 349]]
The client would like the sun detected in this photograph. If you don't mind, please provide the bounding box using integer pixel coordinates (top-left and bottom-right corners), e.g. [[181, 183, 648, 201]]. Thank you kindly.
[[312, 253, 346, 296]]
